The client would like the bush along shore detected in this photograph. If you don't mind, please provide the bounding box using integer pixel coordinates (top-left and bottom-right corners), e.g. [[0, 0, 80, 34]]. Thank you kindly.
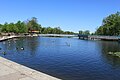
[[108, 52, 120, 58]]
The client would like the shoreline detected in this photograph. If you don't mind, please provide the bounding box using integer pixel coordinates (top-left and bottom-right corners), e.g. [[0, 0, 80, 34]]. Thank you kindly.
[[0, 34, 77, 42], [0, 35, 19, 42], [0, 33, 39, 42], [0, 34, 62, 80], [0, 56, 61, 80]]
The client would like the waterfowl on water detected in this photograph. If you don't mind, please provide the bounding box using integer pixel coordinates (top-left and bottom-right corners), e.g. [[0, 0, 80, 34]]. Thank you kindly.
[[65, 42, 71, 47], [52, 40, 55, 43], [16, 47, 24, 50], [16, 47, 19, 50], [2, 52, 6, 55], [21, 47, 24, 50]]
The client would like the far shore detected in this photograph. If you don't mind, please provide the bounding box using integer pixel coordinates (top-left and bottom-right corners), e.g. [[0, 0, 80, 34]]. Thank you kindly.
[[0, 33, 39, 42], [0, 33, 78, 42]]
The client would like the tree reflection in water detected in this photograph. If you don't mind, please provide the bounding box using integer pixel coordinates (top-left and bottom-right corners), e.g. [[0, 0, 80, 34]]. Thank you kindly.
[[0, 37, 39, 56], [97, 41, 120, 68]]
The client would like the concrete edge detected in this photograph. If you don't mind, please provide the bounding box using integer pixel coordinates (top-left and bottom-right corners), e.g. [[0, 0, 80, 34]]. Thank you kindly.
[[0, 57, 61, 80]]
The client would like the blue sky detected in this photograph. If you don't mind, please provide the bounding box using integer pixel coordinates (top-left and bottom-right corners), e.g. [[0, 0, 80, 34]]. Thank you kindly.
[[0, 0, 119, 33]]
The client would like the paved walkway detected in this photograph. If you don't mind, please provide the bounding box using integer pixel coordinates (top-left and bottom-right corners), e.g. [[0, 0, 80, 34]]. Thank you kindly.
[[0, 57, 61, 80]]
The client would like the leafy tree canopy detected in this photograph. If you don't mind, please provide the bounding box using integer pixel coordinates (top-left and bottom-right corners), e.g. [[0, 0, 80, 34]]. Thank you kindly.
[[96, 12, 120, 36], [0, 17, 75, 34]]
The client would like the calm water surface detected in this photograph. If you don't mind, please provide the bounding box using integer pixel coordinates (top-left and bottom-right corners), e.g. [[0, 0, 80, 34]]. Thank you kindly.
[[0, 37, 120, 80]]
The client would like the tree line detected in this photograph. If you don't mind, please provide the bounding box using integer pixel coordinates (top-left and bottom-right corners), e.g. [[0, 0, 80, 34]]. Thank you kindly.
[[1, 12, 119, 36], [95, 12, 120, 36], [0, 17, 75, 34], [78, 30, 90, 35]]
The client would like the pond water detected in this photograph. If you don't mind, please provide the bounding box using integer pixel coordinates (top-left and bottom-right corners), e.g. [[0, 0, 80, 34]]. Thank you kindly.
[[0, 37, 120, 80]]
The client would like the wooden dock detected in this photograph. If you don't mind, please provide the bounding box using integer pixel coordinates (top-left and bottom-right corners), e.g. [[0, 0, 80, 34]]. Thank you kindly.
[[78, 34, 120, 41]]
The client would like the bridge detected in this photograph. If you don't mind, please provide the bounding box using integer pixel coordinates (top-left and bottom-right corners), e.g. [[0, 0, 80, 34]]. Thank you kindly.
[[78, 34, 120, 41], [39, 34, 78, 37]]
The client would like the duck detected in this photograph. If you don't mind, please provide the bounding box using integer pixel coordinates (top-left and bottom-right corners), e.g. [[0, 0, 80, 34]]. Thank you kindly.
[[16, 47, 24, 50], [65, 42, 71, 47], [2, 52, 6, 55], [16, 47, 19, 50], [21, 47, 24, 50]]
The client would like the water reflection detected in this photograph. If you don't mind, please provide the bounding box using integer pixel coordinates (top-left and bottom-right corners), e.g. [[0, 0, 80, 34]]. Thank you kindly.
[[1, 37, 120, 80], [97, 41, 120, 68], [0, 37, 39, 56]]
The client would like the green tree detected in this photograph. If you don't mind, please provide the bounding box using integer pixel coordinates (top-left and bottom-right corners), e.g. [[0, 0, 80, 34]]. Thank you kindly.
[[16, 21, 28, 33], [8, 23, 18, 33], [53, 27, 63, 34], [27, 17, 41, 33], [1, 22, 9, 32], [78, 30, 90, 35], [96, 12, 120, 36], [0, 24, 3, 32], [79, 30, 83, 34], [84, 30, 90, 35], [0, 17, 75, 34]]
